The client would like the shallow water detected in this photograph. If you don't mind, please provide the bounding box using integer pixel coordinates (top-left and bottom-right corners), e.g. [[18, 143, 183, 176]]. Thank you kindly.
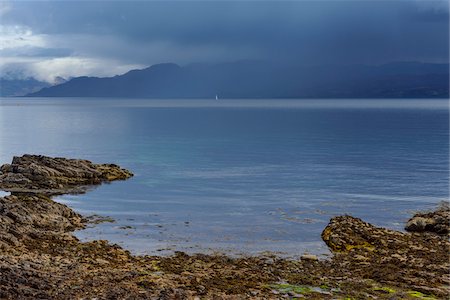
[[0, 98, 448, 257]]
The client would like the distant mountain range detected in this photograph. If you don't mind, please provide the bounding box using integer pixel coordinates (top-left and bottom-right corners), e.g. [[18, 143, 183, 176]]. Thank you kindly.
[[24, 61, 450, 98], [0, 76, 68, 97], [0, 78, 50, 97]]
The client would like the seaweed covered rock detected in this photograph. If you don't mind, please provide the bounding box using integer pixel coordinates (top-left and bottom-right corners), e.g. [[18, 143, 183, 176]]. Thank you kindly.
[[321, 216, 378, 252], [0, 154, 133, 194], [405, 202, 449, 235], [322, 214, 450, 297], [0, 194, 83, 250], [322, 214, 449, 255]]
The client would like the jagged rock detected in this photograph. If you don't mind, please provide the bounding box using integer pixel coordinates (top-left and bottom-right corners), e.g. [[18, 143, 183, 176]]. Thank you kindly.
[[0, 154, 133, 194], [405, 202, 449, 235], [322, 214, 448, 254], [321, 213, 450, 297], [322, 216, 380, 252], [0, 194, 84, 249]]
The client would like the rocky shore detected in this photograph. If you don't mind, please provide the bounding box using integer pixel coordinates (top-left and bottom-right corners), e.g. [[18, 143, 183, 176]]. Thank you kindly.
[[0, 155, 448, 299]]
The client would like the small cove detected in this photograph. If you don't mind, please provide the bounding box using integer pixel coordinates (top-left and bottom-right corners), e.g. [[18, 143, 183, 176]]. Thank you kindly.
[[1, 98, 448, 256]]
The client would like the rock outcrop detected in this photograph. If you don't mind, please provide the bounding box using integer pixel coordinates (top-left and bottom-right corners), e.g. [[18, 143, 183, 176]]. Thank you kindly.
[[405, 202, 449, 235], [0, 154, 133, 194], [322, 215, 450, 297]]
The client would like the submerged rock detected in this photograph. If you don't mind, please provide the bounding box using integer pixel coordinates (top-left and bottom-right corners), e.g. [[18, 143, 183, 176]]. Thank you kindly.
[[405, 202, 449, 235], [0, 154, 133, 194]]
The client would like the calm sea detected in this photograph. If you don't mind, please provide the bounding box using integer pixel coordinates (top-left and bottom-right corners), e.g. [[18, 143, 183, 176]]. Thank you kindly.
[[0, 98, 448, 257]]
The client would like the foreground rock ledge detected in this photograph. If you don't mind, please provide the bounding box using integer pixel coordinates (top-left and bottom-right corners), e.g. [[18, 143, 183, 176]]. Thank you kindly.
[[0, 155, 449, 299]]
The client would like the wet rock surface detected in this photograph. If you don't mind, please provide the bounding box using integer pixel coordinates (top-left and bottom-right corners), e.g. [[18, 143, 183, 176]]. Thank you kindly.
[[405, 202, 449, 235], [0, 194, 83, 249], [322, 215, 450, 297], [0, 155, 448, 299], [0, 154, 133, 194]]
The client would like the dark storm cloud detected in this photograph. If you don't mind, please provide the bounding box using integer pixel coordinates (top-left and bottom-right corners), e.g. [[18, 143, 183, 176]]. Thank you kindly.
[[1, 0, 448, 80]]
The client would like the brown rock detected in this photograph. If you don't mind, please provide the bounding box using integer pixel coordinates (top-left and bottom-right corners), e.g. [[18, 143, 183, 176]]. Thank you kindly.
[[405, 202, 449, 235], [0, 154, 133, 194]]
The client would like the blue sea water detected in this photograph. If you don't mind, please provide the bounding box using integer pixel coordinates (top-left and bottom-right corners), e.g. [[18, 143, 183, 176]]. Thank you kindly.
[[0, 98, 448, 257]]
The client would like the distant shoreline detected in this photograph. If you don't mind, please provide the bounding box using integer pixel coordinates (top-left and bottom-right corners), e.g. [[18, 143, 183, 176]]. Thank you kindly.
[[2, 61, 447, 99], [1, 97, 448, 111]]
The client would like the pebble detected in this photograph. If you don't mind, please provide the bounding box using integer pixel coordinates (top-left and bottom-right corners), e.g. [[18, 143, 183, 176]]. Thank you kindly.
[[301, 254, 318, 261]]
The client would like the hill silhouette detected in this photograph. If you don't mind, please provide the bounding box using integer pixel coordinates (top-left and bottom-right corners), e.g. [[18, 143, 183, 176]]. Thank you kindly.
[[27, 61, 449, 98]]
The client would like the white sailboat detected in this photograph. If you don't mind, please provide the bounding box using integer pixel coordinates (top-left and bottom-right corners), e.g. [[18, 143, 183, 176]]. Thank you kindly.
[[215, 94, 219, 100]]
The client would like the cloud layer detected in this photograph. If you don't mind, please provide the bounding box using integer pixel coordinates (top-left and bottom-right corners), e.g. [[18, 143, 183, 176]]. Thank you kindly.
[[1, 0, 448, 82]]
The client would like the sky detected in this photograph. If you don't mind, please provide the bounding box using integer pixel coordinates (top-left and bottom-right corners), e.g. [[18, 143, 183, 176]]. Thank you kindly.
[[0, 0, 448, 83]]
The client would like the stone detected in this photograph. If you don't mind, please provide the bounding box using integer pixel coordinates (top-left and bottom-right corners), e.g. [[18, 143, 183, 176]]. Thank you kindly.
[[301, 254, 318, 261], [0, 154, 133, 194], [405, 202, 449, 235]]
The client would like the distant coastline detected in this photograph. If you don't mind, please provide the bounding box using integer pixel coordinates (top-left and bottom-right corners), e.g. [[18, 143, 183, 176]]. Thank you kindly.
[[2, 61, 448, 99]]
